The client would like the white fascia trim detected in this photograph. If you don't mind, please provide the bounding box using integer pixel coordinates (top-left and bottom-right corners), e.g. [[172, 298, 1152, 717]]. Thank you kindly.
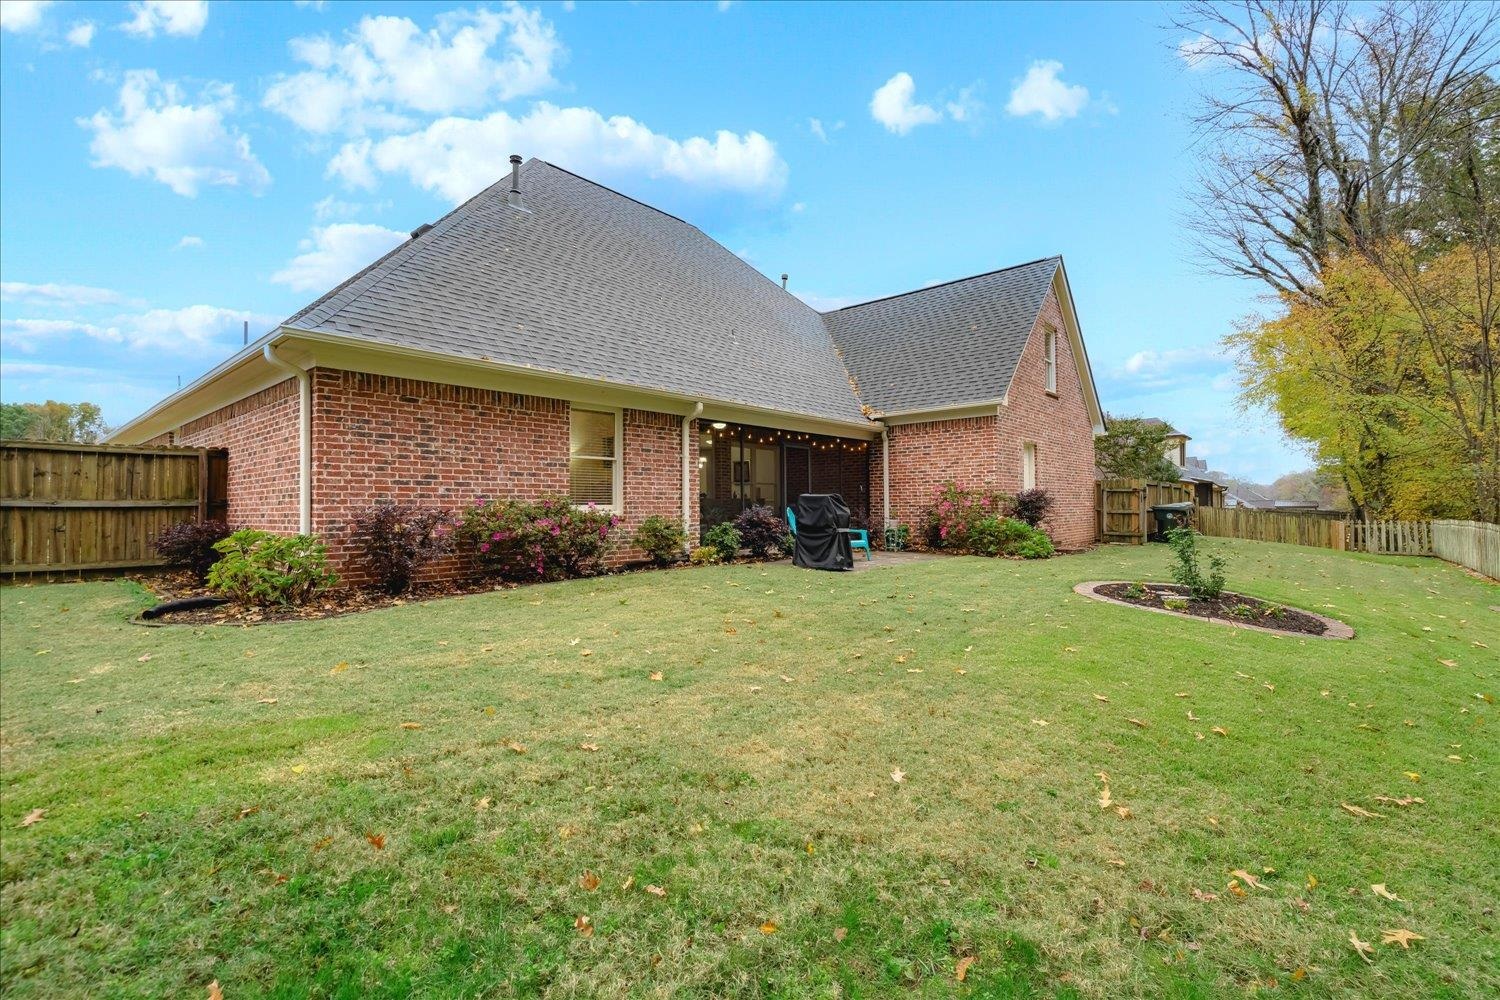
[[1050, 262, 1107, 434], [878, 398, 1006, 425]]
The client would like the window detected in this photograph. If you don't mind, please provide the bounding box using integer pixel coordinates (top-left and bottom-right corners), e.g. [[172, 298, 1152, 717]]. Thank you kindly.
[[1022, 443, 1037, 491], [1043, 328, 1058, 394], [569, 407, 619, 508]]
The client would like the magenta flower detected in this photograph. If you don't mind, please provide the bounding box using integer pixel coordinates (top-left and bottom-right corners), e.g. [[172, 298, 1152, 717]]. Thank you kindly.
[[491, 531, 502, 541], [479, 542, 491, 553]]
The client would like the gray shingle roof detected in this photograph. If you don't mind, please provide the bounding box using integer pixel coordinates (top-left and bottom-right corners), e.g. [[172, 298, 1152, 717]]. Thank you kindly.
[[285, 159, 867, 423], [283, 160, 1065, 424], [822, 258, 1060, 413]]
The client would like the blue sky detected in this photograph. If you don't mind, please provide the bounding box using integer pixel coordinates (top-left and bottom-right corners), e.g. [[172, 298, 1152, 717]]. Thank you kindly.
[[0, 0, 1304, 482]]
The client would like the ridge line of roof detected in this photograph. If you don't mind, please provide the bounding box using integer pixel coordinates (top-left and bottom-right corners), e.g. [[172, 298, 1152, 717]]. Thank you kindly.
[[820, 255, 1062, 316], [538, 159, 695, 228]]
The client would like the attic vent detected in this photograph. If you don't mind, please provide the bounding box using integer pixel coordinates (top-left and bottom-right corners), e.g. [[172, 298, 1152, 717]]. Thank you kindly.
[[507, 153, 525, 210], [410, 223, 434, 239]]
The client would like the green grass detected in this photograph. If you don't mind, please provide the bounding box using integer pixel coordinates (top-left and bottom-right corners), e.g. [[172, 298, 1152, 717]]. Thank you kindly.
[[1, 540, 1496, 998]]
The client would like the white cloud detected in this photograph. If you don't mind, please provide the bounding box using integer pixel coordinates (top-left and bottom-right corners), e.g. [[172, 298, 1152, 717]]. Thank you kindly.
[[717, 0, 734, 10], [294, 0, 328, 9], [174, 234, 204, 250], [1005, 60, 1090, 122], [791, 201, 805, 213], [0, 0, 54, 33], [312, 194, 390, 221], [80, 69, 270, 197], [1, 281, 123, 308], [1120, 345, 1226, 378], [1, 318, 121, 352], [946, 85, 983, 123], [121, 0, 207, 39], [1177, 34, 1218, 70], [263, 4, 561, 135], [870, 72, 943, 135], [65, 19, 94, 46], [271, 223, 407, 293], [808, 117, 827, 142], [329, 102, 787, 203]]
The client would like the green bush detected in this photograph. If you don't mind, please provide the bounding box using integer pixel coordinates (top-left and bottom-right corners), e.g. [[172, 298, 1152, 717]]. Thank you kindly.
[[689, 545, 721, 566], [206, 529, 338, 606], [967, 516, 1055, 559], [458, 495, 619, 581], [633, 515, 686, 566], [924, 481, 1009, 550], [1165, 526, 1227, 599], [883, 523, 911, 552], [702, 522, 742, 563]]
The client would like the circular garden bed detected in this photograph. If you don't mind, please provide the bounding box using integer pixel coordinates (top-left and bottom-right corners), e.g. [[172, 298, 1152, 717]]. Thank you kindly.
[[1073, 581, 1353, 639]]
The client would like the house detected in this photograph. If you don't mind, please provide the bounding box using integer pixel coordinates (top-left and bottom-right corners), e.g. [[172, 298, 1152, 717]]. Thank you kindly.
[[1137, 418, 1226, 507], [1141, 417, 1190, 467], [108, 157, 1105, 582]]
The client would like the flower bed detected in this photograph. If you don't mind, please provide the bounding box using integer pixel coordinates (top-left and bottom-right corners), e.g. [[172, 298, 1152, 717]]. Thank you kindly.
[[1074, 581, 1353, 639]]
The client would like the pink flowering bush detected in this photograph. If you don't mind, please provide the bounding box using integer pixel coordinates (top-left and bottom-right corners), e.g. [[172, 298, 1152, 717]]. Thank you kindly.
[[459, 493, 619, 581], [923, 481, 1010, 551]]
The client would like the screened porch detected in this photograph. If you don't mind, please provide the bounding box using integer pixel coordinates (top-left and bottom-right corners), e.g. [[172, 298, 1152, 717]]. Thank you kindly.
[[698, 421, 872, 532]]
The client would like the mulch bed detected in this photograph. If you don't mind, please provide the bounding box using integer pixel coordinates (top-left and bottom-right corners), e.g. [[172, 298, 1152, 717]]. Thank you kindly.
[[1094, 582, 1333, 637], [129, 570, 511, 626]]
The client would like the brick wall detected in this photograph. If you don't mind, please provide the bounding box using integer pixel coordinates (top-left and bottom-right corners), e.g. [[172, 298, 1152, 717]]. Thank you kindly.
[[309, 370, 691, 584], [877, 289, 1098, 550], [170, 379, 301, 534]]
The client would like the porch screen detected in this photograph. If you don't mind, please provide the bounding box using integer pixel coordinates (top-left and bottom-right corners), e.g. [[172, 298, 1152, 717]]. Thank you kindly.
[[569, 408, 617, 507]]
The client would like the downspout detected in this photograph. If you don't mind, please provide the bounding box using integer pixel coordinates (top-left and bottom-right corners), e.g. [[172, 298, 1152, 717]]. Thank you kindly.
[[877, 422, 890, 531], [682, 402, 703, 552], [263, 343, 312, 535]]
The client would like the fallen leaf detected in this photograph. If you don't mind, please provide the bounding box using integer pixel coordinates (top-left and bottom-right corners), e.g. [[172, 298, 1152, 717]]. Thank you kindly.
[[1098, 786, 1113, 809], [365, 832, 386, 850], [313, 835, 333, 851], [1127, 717, 1149, 729], [833, 927, 848, 942], [484, 706, 496, 716], [579, 742, 600, 752], [1031, 718, 1049, 726], [580, 870, 600, 891], [759, 920, 778, 935], [506, 740, 526, 754], [1306, 873, 1318, 890], [1380, 928, 1424, 949], [330, 661, 349, 674], [1349, 930, 1375, 964], [1438, 658, 1457, 668], [1404, 771, 1421, 782], [780, 674, 795, 683], [208, 981, 224, 1000], [19, 808, 45, 828], [574, 914, 594, 936], [1093, 693, 1109, 702], [475, 797, 492, 811], [1187, 710, 1199, 721], [400, 722, 422, 730], [1191, 887, 1218, 901], [1373, 795, 1424, 808], [1341, 803, 1384, 819], [1115, 806, 1132, 819], [644, 884, 666, 897], [290, 765, 306, 775], [1210, 726, 1228, 737], [580, 649, 594, 658], [237, 806, 259, 820], [649, 671, 664, 682], [1371, 883, 1403, 902], [258, 697, 278, 705], [1231, 869, 1267, 890], [890, 768, 906, 784], [955, 955, 975, 982]]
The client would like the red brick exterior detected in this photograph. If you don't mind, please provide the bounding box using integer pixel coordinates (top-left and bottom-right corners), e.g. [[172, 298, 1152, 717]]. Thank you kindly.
[[307, 370, 693, 585], [878, 289, 1098, 550], [162, 379, 301, 534]]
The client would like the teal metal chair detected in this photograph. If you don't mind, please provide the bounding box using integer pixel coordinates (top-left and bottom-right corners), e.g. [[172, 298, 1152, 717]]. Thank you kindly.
[[786, 506, 872, 561]]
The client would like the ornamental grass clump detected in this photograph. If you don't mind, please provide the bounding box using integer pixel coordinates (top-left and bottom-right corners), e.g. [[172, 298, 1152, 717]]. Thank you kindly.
[[459, 494, 619, 582]]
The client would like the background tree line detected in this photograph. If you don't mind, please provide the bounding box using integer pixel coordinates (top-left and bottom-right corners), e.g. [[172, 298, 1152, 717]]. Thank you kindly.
[[1176, 0, 1500, 521], [1, 401, 109, 444]]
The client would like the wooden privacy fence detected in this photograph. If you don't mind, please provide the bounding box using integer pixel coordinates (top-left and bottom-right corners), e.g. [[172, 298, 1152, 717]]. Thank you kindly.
[[1, 440, 227, 574], [1349, 519, 1433, 556], [1096, 478, 1195, 544], [1195, 505, 1351, 550], [1431, 520, 1500, 580]]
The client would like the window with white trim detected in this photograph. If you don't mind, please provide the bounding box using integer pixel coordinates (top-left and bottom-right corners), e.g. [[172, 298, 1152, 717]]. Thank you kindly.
[[569, 407, 619, 508], [1043, 328, 1058, 393], [1022, 443, 1037, 491]]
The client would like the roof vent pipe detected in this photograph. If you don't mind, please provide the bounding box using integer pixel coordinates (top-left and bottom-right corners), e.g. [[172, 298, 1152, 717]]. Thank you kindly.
[[507, 154, 524, 209], [781, 273, 788, 290]]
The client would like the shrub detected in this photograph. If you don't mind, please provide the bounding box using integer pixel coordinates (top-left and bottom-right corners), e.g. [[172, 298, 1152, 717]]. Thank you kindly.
[[347, 502, 453, 595], [689, 545, 721, 566], [1122, 581, 1148, 600], [733, 505, 791, 558], [1010, 489, 1054, 528], [206, 529, 338, 606], [154, 519, 236, 581], [702, 522, 742, 563], [633, 515, 686, 566], [459, 495, 619, 582], [924, 482, 1009, 551], [967, 516, 1055, 559], [1163, 597, 1191, 611], [1165, 526, 1227, 599], [884, 522, 911, 552]]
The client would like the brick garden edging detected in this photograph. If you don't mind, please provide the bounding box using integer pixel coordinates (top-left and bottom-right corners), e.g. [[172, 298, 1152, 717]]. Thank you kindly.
[[1072, 581, 1355, 640]]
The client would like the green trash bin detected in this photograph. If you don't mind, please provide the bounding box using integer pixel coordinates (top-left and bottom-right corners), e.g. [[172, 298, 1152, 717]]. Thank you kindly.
[[1148, 501, 1195, 541]]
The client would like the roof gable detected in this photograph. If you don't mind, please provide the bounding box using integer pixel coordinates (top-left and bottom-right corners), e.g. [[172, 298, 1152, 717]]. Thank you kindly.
[[822, 258, 1061, 414], [284, 160, 867, 424]]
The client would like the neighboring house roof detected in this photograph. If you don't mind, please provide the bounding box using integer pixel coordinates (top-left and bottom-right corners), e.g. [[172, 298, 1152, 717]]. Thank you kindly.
[[284, 159, 867, 424], [823, 258, 1061, 414], [1227, 486, 1276, 508], [1140, 417, 1188, 439]]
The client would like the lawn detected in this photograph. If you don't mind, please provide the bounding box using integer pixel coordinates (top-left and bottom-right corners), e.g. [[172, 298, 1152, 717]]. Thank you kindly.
[[1, 539, 1495, 999]]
